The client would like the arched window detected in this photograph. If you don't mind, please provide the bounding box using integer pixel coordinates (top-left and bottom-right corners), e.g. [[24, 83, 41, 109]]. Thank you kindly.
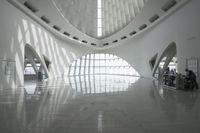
[[67, 53, 140, 76]]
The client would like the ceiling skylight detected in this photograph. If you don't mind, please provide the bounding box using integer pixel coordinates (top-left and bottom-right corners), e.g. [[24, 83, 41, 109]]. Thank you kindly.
[[97, 0, 103, 37], [52, 0, 148, 39]]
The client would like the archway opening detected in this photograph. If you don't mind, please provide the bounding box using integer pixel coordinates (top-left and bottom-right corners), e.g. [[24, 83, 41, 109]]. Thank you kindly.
[[24, 45, 48, 84], [24, 45, 50, 99], [153, 42, 177, 87]]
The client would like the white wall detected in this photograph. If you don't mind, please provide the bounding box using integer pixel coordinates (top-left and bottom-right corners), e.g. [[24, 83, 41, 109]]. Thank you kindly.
[[104, 0, 200, 81], [0, 0, 94, 87]]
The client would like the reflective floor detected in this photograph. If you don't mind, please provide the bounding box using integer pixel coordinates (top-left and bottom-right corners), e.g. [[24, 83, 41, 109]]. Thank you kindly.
[[0, 75, 200, 133]]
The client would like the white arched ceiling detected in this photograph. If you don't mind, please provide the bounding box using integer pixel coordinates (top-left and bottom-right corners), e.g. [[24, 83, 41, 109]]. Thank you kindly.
[[52, 0, 148, 39], [52, 0, 97, 38], [8, 0, 190, 49]]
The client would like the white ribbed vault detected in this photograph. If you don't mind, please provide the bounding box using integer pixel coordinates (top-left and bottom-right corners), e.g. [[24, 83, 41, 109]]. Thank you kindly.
[[52, 0, 148, 39]]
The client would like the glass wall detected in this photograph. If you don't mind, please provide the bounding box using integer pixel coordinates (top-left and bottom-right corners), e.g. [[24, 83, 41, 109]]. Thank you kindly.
[[68, 53, 140, 76], [24, 62, 41, 75]]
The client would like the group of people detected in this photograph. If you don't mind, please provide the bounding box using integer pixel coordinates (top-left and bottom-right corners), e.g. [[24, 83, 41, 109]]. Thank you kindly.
[[163, 67, 176, 87], [162, 67, 199, 91]]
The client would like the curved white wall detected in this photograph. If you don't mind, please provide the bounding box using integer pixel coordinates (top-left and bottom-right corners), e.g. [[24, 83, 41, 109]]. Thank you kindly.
[[0, 0, 94, 87], [103, 0, 200, 80]]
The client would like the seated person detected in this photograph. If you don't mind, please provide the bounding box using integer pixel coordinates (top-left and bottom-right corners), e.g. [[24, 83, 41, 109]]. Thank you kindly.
[[185, 69, 199, 90]]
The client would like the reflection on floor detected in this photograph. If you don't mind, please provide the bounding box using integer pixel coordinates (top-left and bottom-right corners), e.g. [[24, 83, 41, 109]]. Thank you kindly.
[[65, 75, 140, 95], [0, 76, 200, 133], [24, 81, 49, 101]]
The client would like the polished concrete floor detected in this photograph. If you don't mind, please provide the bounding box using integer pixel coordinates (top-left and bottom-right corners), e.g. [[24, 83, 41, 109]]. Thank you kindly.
[[0, 75, 200, 133]]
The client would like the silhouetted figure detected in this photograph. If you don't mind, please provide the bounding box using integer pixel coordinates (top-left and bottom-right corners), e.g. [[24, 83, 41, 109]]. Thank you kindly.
[[185, 69, 199, 90], [176, 73, 184, 90], [38, 71, 43, 81], [163, 67, 170, 85], [169, 69, 176, 86]]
